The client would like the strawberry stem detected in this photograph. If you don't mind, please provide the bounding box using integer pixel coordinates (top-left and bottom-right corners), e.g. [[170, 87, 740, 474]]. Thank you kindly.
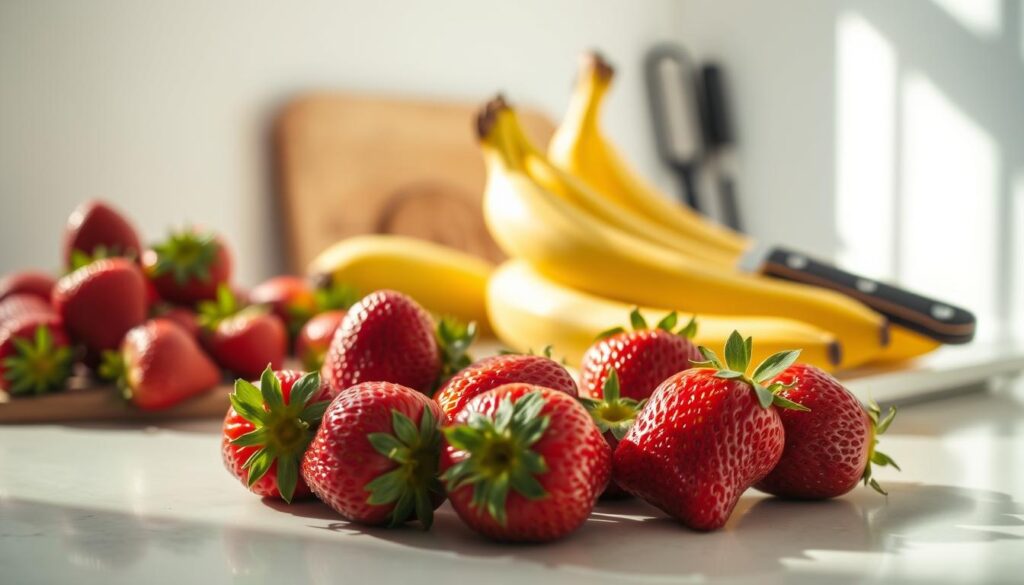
[[579, 369, 645, 441], [229, 366, 329, 503], [693, 331, 807, 411], [364, 407, 444, 529], [441, 392, 550, 526], [149, 229, 220, 285], [2, 326, 73, 395]]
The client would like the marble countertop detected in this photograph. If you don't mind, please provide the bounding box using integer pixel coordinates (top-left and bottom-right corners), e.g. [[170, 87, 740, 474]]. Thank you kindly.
[[2, 379, 1023, 585]]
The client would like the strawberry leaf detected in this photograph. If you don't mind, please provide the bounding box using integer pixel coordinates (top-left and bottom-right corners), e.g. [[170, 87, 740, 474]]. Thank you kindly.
[[751, 350, 802, 384], [363, 405, 442, 529], [629, 307, 648, 331], [724, 331, 749, 374], [596, 326, 626, 340], [678, 315, 698, 339], [656, 311, 678, 332]]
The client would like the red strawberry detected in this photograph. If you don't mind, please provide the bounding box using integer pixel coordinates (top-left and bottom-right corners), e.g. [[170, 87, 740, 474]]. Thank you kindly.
[[153, 305, 200, 339], [613, 332, 807, 531], [144, 229, 232, 304], [301, 381, 445, 528], [222, 367, 331, 502], [198, 286, 287, 380], [295, 310, 346, 371], [580, 309, 701, 401], [0, 293, 55, 326], [440, 384, 611, 542], [321, 290, 474, 396], [755, 364, 899, 498], [99, 319, 221, 410], [579, 370, 644, 498], [248, 276, 316, 338], [63, 200, 142, 270], [434, 352, 578, 419], [53, 258, 148, 354], [0, 315, 74, 395], [0, 271, 56, 303]]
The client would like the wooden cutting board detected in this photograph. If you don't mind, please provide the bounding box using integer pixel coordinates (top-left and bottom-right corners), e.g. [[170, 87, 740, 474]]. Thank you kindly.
[[275, 92, 556, 272]]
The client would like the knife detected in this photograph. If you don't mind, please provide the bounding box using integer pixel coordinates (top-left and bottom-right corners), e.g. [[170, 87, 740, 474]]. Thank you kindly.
[[738, 243, 976, 344]]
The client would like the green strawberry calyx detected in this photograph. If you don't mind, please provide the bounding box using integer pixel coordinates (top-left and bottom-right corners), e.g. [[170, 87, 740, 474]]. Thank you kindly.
[[863, 399, 900, 495], [68, 244, 137, 272], [365, 406, 444, 529], [596, 307, 698, 341], [2, 326, 74, 396], [579, 369, 645, 441], [692, 330, 809, 411], [149, 228, 221, 285], [229, 366, 329, 503], [441, 391, 550, 526], [437, 317, 477, 380], [98, 349, 132, 400], [197, 285, 268, 331]]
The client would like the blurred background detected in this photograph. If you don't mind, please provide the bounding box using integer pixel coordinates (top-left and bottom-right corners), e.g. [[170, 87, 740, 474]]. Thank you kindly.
[[1, 0, 1021, 342]]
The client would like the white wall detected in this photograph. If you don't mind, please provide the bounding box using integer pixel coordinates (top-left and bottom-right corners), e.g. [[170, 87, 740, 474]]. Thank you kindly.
[[0, 0, 684, 284], [676, 0, 1024, 337]]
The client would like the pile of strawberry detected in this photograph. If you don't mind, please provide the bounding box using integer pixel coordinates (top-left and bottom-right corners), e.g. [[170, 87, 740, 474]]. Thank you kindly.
[[223, 293, 900, 541], [0, 199, 358, 407]]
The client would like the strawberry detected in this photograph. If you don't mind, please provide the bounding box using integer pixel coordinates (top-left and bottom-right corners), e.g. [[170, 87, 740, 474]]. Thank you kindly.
[[0, 294, 55, 326], [613, 332, 807, 531], [295, 310, 346, 371], [99, 319, 221, 410], [152, 305, 200, 339], [198, 286, 287, 380], [222, 367, 331, 503], [248, 276, 317, 338], [0, 315, 74, 395], [52, 258, 148, 354], [755, 364, 899, 498], [580, 309, 701, 401], [144, 228, 232, 304], [301, 381, 445, 528], [434, 351, 577, 419], [0, 271, 56, 303], [579, 369, 644, 498], [321, 290, 474, 396], [63, 200, 142, 270], [440, 384, 611, 542]]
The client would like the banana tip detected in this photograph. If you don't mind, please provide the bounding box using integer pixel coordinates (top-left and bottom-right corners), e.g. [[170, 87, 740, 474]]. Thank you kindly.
[[475, 94, 510, 140], [582, 50, 615, 80], [879, 321, 891, 348]]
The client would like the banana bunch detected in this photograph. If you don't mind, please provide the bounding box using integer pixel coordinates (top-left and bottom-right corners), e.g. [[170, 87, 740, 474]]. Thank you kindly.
[[309, 234, 493, 332], [546, 52, 939, 364], [478, 96, 892, 369]]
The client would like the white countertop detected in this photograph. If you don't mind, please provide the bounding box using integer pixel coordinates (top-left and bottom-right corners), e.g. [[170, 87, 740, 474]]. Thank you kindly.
[[2, 379, 1023, 585]]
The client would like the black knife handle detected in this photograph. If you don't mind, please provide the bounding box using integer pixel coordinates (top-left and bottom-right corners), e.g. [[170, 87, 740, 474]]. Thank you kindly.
[[761, 247, 976, 344]]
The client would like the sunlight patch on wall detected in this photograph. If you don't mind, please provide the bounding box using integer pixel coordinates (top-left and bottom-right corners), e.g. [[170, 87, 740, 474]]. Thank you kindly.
[[1014, 172, 1024, 336], [928, 0, 1002, 38], [900, 73, 999, 339], [834, 12, 897, 280]]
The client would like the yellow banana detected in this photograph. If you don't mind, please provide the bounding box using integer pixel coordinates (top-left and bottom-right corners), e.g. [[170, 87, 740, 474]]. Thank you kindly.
[[549, 52, 749, 260], [503, 108, 737, 265], [869, 325, 941, 364], [308, 234, 493, 332], [488, 260, 842, 371], [478, 101, 886, 368]]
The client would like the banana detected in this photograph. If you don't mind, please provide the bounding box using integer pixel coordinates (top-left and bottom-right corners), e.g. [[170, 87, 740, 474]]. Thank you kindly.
[[478, 100, 886, 368], [503, 108, 737, 265], [549, 52, 749, 260], [308, 234, 493, 332], [869, 325, 941, 364], [488, 260, 842, 371]]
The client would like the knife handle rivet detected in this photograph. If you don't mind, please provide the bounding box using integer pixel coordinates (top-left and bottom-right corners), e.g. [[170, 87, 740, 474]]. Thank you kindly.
[[931, 304, 954, 320], [786, 254, 808, 270], [856, 279, 877, 293]]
